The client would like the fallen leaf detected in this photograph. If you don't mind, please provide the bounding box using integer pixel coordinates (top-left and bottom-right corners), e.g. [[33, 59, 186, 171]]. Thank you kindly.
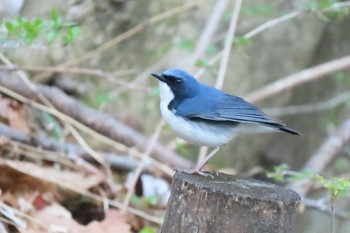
[[0, 159, 105, 208], [25, 203, 84, 233], [26, 205, 131, 233], [78, 209, 131, 233], [0, 160, 105, 191], [0, 98, 29, 133]]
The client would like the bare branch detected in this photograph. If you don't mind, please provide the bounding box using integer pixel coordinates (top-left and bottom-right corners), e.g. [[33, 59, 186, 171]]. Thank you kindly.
[[190, 0, 229, 71], [215, 0, 243, 89], [246, 55, 350, 103]]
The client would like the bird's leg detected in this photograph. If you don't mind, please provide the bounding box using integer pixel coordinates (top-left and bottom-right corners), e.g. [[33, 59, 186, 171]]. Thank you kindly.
[[185, 145, 222, 176]]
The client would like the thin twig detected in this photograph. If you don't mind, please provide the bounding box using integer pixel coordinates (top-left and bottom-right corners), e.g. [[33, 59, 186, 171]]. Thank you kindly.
[[215, 0, 242, 90], [190, 0, 229, 72], [0, 201, 47, 230], [244, 11, 300, 39], [122, 120, 165, 208]]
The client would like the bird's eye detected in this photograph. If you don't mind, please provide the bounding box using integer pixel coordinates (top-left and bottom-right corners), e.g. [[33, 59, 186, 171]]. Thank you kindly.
[[175, 79, 182, 85]]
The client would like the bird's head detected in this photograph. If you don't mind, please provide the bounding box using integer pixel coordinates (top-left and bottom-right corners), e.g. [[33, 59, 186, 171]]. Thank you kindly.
[[151, 68, 199, 98]]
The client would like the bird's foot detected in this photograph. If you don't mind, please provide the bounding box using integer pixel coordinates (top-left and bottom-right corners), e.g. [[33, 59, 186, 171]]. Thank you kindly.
[[180, 168, 215, 178]]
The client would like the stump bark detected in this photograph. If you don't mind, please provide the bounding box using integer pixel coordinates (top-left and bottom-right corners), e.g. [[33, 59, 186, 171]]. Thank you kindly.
[[161, 171, 301, 233]]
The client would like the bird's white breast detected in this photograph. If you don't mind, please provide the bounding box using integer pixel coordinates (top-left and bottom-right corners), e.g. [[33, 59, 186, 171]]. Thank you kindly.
[[158, 82, 237, 147]]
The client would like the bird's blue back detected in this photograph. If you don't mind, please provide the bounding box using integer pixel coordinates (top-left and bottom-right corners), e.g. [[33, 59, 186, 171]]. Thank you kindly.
[[171, 77, 281, 126]]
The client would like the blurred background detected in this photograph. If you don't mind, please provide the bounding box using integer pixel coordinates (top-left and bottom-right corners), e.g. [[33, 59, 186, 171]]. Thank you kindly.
[[0, 0, 350, 232]]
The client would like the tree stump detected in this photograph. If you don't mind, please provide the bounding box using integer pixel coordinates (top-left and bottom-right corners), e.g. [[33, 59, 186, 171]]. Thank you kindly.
[[161, 170, 300, 233]]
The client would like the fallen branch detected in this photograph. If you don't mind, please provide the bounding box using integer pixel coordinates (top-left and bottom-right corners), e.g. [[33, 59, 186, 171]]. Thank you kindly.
[[0, 123, 143, 171], [0, 73, 191, 169]]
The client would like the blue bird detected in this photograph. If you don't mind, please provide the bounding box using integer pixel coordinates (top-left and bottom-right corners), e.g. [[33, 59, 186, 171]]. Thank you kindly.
[[151, 68, 300, 175]]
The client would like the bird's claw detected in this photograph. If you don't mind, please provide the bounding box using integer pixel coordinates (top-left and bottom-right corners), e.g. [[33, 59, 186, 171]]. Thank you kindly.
[[180, 168, 215, 179]]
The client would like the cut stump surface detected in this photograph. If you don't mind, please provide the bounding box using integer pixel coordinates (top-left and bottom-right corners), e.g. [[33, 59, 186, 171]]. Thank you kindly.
[[161, 170, 301, 233]]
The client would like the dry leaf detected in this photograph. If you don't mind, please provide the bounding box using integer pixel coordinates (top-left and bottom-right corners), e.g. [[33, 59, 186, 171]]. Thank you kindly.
[[0, 159, 105, 209], [25, 203, 84, 233], [0, 98, 29, 133], [0, 160, 105, 191], [77, 209, 131, 233]]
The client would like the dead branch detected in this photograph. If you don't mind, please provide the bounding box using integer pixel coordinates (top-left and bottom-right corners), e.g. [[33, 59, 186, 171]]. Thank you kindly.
[[245, 55, 350, 103], [0, 123, 142, 171], [51, 76, 88, 96], [264, 91, 350, 117], [289, 118, 350, 196], [215, 0, 242, 89], [0, 73, 191, 169]]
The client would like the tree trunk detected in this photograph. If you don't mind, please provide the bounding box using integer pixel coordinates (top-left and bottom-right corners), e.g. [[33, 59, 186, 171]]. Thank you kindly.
[[161, 171, 300, 233]]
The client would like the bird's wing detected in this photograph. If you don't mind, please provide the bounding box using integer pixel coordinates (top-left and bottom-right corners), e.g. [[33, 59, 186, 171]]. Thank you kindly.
[[175, 93, 300, 135]]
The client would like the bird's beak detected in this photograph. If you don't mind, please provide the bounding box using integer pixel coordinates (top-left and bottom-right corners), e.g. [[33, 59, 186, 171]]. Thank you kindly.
[[151, 72, 166, 82]]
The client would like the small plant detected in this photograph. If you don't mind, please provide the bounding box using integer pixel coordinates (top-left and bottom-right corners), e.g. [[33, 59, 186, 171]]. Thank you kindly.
[[315, 175, 350, 233], [1, 8, 80, 46], [267, 164, 350, 233]]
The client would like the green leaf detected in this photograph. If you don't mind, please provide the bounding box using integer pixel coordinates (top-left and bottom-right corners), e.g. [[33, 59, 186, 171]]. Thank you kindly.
[[178, 39, 195, 51], [287, 169, 314, 182], [51, 8, 58, 22], [143, 195, 159, 206], [234, 37, 252, 46], [63, 27, 81, 44], [42, 112, 62, 139], [93, 93, 112, 107], [129, 195, 142, 206], [5, 21, 14, 32], [266, 164, 289, 182], [33, 18, 43, 27], [206, 44, 219, 54], [139, 226, 157, 233], [195, 58, 209, 67], [241, 5, 275, 17], [47, 30, 58, 43]]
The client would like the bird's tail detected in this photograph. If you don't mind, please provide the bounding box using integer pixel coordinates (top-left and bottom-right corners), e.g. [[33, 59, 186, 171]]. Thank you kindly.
[[263, 122, 301, 135], [278, 126, 301, 135]]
